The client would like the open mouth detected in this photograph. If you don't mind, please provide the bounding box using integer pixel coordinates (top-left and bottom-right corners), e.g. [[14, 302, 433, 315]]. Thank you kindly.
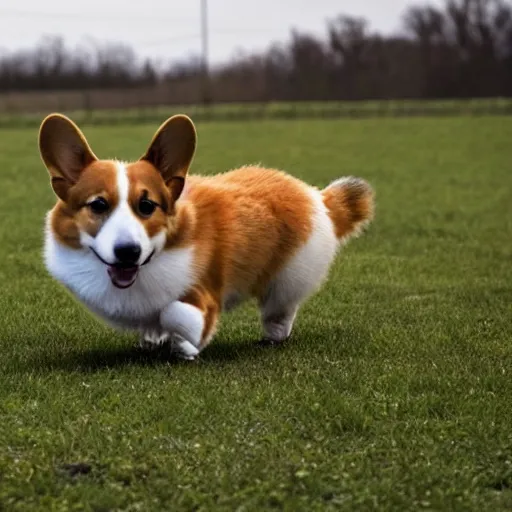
[[90, 248, 155, 290], [107, 264, 139, 289]]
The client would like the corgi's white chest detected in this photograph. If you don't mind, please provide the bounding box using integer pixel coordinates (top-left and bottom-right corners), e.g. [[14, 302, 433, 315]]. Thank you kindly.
[[44, 231, 196, 330]]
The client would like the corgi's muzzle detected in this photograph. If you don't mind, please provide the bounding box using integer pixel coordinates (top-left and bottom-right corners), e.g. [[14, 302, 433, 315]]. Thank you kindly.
[[90, 244, 155, 289], [108, 243, 140, 288]]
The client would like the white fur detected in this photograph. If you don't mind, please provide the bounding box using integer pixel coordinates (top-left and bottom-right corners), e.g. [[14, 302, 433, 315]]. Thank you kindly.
[[169, 335, 200, 360], [260, 188, 338, 341], [45, 226, 196, 330], [139, 330, 199, 360], [160, 301, 204, 348], [262, 307, 298, 341], [140, 330, 170, 348]]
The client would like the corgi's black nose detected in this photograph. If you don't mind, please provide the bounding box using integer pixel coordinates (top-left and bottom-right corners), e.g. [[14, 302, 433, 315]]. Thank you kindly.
[[114, 243, 141, 264]]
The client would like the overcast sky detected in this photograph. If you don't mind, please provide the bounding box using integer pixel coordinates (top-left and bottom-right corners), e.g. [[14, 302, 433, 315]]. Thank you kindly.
[[0, 0, 444, 65]]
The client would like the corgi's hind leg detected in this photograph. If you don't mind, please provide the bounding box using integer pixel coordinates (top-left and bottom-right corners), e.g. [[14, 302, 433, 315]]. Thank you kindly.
[[259, 192, 339, 346], [259, 301, 300, 346]]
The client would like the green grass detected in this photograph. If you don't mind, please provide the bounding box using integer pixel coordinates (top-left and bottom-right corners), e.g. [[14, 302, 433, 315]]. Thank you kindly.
[[0, 116, 511, 510]]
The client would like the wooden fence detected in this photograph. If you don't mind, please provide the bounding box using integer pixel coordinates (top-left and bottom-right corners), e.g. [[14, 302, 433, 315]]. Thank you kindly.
[[0, 89, 510, 129]]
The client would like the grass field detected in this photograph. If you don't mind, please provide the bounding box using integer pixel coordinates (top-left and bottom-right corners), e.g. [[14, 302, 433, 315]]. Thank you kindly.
[[0, 116, 511, 510]]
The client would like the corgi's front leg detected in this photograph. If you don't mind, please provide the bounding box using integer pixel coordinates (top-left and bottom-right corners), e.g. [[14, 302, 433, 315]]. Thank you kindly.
[[139, 330, 170, 351], [159, 291, 219, 359], [160, 300, 204, 352]]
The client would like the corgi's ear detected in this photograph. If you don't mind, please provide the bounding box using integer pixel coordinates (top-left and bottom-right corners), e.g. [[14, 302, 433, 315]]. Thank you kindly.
[[141, 115, 196, 202], [39, 114, 98, 201]]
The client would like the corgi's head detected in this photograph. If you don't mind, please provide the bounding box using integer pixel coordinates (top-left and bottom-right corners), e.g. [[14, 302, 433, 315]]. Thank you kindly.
[[39, 114, 196, 289]]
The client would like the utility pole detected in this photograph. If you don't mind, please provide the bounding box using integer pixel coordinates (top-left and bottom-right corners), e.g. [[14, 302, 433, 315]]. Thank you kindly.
[[200, 0, 211, 105]]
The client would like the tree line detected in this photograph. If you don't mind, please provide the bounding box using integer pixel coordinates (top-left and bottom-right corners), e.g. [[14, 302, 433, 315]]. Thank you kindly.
[[1, 0, 511, 101]]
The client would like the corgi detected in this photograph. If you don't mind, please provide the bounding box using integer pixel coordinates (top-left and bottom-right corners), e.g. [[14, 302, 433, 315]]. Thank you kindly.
[[39, 114, 374, 359]]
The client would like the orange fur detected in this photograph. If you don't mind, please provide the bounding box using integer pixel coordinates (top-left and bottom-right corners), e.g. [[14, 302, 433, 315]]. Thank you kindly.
[[51, 161, 119, 247], [180, 286, 220, 348], [322, 178, 374, 240], [170, 168, 314, 306]]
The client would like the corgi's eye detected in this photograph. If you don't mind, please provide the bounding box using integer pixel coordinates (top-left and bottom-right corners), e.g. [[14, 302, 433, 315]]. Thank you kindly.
[[88, 197, 109, 215], [138, 198, 157, 217]]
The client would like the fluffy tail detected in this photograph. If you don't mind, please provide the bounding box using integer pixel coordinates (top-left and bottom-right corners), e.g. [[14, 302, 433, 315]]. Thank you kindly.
[[322, 177, 374, 241]]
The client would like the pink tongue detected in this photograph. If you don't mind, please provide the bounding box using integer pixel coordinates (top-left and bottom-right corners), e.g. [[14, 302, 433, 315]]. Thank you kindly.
[[108, 266, 138, 288]]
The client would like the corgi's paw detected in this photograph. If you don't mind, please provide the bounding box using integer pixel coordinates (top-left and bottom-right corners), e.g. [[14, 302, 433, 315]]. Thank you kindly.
[[160, 301, 204, 349], [139, 330, 170, 351], [256, 337, 287, 348], [169, 334, 200, 361]]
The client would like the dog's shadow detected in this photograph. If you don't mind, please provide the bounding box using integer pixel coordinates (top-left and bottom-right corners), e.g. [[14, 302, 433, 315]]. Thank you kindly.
[[27, 338, 277, 374], [17, 324, 368, 374]]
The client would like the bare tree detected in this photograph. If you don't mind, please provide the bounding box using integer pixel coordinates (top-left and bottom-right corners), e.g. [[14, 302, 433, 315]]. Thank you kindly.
[[0, 0, 511, 101]]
